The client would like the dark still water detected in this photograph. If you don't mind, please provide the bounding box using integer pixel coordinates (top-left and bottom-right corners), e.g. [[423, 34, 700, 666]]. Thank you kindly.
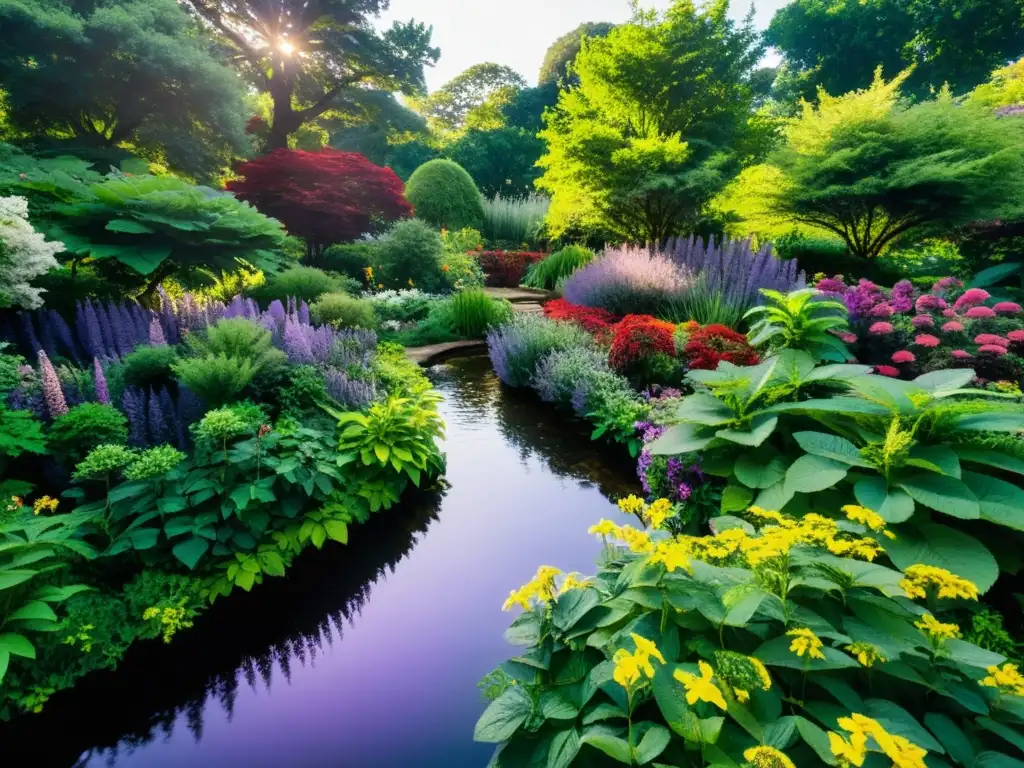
[[3, 356, 640, 767]]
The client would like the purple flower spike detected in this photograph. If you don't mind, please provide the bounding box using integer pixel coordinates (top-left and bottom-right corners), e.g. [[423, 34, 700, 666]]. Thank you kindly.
[[37, 350, 68, 420], [148, 316, 167, 346], [122, 386, 148, 447], [93, 358, 110, 404]]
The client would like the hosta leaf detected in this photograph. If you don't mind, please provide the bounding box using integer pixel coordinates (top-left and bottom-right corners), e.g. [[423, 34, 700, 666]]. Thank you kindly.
[[784, 455, 849, 494], [734, 448, 787, 489], [962, 471, 1024, 531], [649, 423, 715, 456], [951, 411, 1024, 433], [105, 218, 155, 234], [956, 449, 1024, 476], [897, 475, 979, 519], [754, 480, 794, 513], [793, 431, 871, 467], [474, 687, 533, 743], [913, 369, 976, 394], [581, 726, 631, 763], [678, 394, 735, 426], [884, 523, 998, 594], [853, 477, 914, 523], [907, 445, 961, 478], [715, 414, 778, 447]]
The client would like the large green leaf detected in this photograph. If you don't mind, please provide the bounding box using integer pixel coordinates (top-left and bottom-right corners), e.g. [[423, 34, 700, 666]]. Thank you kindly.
[[474, 687, 533, 743], [794, 431, 871, 467], [86, 243, 172, 274], [884, 523, 999, 594], [762, 397, 889, 417], [907, 445, 961, 478], [0, 650, 8, 683], [552, 588, 600, 632], [546, 728, 581, 768], [678, 394, 736, 426], [924, 713, 974, 768], [846, 375, 919, 410], [581, 725, 631, 762], [7, 601, 58, 623], [754, 481, 794, 512], [962, 471, 1024, 532], [951, 411, 1024, 433], [0, 569, 38, 591], [634, 724, 671, 765], [754, 636, 859, 671], [794, 716, 838, 766], [897, 475, 979, 519], [716, 414, 778, 447], [913, 369, 976, 395], [0, 632, 35, 659], [649, 423, 715, 456], [171, 536, 210, 570], [734, 448, 787, 489], [956, 449, 1024, 477], [864, 700, 944, 754], [853, 477, 914, 523], [784, 455, 849, 494], [105, 218, 155, 234]]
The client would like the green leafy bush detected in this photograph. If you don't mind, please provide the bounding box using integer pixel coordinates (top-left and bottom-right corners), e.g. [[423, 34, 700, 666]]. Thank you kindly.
[[279, 365, 329, 416], [375, 219, 449, 293], [172, 354, 255, 407], [321, 242, 382, 283], [448, 289, 513, 337], [405, 159, 485, 231], [48, 404, 128, 463], [650, 354, 1024, 592], [523, 245, 595, 290], [746, 288, 853, 362], [0, 404, 46, 459], [121, 345, 179, 390], [249, 266, 357, 305], [477, 500, 1024, 767], [310, 292, 376, 329]]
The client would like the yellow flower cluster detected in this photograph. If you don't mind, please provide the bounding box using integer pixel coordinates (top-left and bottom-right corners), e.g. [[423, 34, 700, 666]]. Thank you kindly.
[[502, 565, 563, 611], [647, 540, 691, 573], [587, 520, 654, 553], [845, 642, 887, 668], [841, 504, 893, 537], [617, 494, 646, 516], [616, 495, 675, 530], [32, 495, 59, 515], [899, 564, 979, 601], [787, 627, 826, 660], [613, 633, 665, 690], [915, 613, 961, 642], [673, 660, 727, 710], [981, 663, 1024, 697], [829, 713, 928, 768], [142, 605, 193, 643], [744, 745, 796, 768]]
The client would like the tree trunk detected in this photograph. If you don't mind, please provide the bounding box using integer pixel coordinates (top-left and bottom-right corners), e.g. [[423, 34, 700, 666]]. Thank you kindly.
[[267, 81, 301, 151]]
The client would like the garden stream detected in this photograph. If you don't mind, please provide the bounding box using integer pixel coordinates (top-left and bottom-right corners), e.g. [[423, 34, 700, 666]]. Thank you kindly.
[[0, 356, 640, 767]]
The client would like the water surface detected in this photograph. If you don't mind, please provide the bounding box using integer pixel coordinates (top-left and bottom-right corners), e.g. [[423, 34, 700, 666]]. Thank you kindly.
[[2, 356, 640, 767]]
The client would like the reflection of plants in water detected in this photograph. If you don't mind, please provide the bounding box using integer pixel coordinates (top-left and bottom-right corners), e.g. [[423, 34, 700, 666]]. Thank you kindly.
[[0, 492, 442, 766], [427, 355, 502, 424]]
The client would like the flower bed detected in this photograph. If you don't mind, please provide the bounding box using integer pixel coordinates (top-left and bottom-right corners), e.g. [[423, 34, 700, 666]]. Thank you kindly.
[[476, 250, 547, 288]]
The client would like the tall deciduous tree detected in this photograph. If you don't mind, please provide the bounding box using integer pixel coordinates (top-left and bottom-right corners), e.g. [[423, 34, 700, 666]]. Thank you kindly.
[[227, 149, 412, 259], [0, 0, 250, 179], [418, 63, 527, 133], [729, 70, 1024, 260], [538, 22, 615, 87], [767, 0, 1024, 102], [184, 0, 439, 151], [536, 0, 763, 242]]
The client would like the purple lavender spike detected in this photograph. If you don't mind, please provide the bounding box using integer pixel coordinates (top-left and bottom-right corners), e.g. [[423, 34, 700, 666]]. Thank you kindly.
[[37, 350, 68, 419], [82, 301, 105, 358], [298, 301, 310, 326], [265, 300, 286, 334], [106, 304, 133, 356], [36, 309, 58, 359], [94, 299, 116, 357], [93, 357, 110, 404], [50, 310, 79, 362], [147, 387, 169, 444], [122, 386, 148, 447], [148, 316, 167, 346], [283, 317, 315, 364]]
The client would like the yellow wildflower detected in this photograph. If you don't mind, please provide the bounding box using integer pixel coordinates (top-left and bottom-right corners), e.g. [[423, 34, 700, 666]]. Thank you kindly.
[[673, 660, 727, 710], [558, 573, 588, 594], [441, 264, 450, 272], [618, 525, 654, 554], [748, 506, 788, 525], [647, 540, 691, 573], [826, 535, 883, 561], [982, 663, 1024, 696], [750, 656, 772, 690], [734, 687, 750, 703], [842, 504, 887, 532], [377, 282, 384, 289], [690, 527, 748, 561], [630, 633, 666, 668], [915, 613, 961, 641], [612, 648, 643, 689], [617, 494, 646, 516], [787, 627, 826, 660], [363, 266, 374, 282], [830, 713, 928, 768], [743, 745, 796, 768], [502, 587, 532, 612], [829, 730, 867, 767], [644, 498, 674, 529], [501, 565, 563, 611], [900, 564, 979, 601], [32, 495, 59, 515], [588, 519, 620, 539], [845, 642, 887, 668]]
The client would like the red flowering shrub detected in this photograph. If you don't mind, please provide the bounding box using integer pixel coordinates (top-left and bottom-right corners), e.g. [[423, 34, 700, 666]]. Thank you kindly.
[[227, 148, 411, 258], [476, 251, 546, 287], [543, 299, 619, 333], [608, 315, 677, 373], [684, 324, 759, 370]]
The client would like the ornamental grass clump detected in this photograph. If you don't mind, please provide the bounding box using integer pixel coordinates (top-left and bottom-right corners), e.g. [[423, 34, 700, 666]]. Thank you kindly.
[[477, 502, 1020, 767], [562, 245, 694, 317], [481, 192, 549, 246], [523, 245, 595, 290]]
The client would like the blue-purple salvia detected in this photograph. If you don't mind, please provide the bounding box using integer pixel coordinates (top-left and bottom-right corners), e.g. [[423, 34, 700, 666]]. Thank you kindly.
[[283, 316, 315, 364], [147, 387, 170, 444], [122, 386, 148, 447], [148, 316, 167, 346], [298, 300, 310, 325], [81, 300, 106, 358], [106, 304, 134, 356], [324, 368, 377, 409], [37, 310, 59, 359], [49, 309, 80, 362], [93, 357, 110, 404], [94, 299, 116, 356]]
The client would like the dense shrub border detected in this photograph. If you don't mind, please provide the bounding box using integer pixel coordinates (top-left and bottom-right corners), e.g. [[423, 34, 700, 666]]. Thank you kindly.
[[478, 250, 547, 288]]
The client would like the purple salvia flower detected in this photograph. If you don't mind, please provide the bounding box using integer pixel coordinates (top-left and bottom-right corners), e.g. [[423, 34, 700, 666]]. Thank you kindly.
[[122, 386, 148, 447], [637, 450, 653, 496], [131, 304, 149, 342], [677, 483, 692, 502], [309, 325, 336, 363], [37, 350, 68, 419], [49, 309, 79, 362], [562, 245, 693, 315], [324, 369, 377, 409], [299, 301, 310, 326], [82, 300, 106, 358], [147, 387, 169, 444], [74, 301, 89, 354], [283, 316, 315, 364], [148, 316, 167, 346], [106, 304, 133, 356], [36, 309, 59, 359], [94, 299, 116, 357], [93, 357, 110, 404], [265, 300, 286, 333]]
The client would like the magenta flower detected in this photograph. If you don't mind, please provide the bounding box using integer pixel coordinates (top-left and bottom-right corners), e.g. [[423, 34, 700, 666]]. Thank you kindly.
[[816, 277, 847, 294], [942, 321, 964, 332], [869, 322, 894, 335], [911, 315, 934, 328], [870, 302, 894, 318], [915, 294, 946, 312], [37, 350, 68, 419], [92, 358, 110, 405], [942, 308, 957, 318], [979, 344, 1008, 356], [1008, 330, 1024, 343], [875, 365, 900, 377], [836, 331, 857, 343], [891, 350, 915, 363], [954, 288, 991, 310], [933, 277, 963, 293], [994, 302, 1022, 315], [914, 334, 940, 348], [974, 333, 1009, 347], [951, 349, 974, 360], [966, 306, 997, 319]]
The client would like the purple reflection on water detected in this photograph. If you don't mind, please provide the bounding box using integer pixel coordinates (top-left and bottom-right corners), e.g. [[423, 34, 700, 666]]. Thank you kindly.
[[76, 357, 639, 767]]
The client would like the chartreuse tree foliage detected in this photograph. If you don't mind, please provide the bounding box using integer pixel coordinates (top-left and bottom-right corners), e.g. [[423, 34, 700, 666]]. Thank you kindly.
[[649, 352, 1024, 594], [0, 0, 250, 180], [184, 0, 439, 151], [479, 497, 1024, 765], [537, 0, 763, 242], [766, 0, 1024, 102], [417, 63, 527, 133], [721, 70, 1024, 260], [538, 22, 616, 87]]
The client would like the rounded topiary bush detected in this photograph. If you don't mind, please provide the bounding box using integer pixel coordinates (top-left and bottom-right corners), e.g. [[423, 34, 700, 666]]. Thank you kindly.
[[404, 159, 485, 231], [310, 293, 376, 329], [248, 266, 358, 305], [376, 219, 448, 292]]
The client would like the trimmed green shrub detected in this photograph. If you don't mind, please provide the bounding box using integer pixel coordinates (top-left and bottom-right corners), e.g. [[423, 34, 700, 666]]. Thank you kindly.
[[523, 244, 594, 290], [404, 159, 485, 231], [321, 242, 382, 283], [175, 319, 286, 406], [376, 219, 448, 293], [121, 346, 179, 390], [310, 292, 376, 329], [184, 318, 284, 370], [49, 403, 128, 462], [171, 355, 255, 408], [248, 266, 357, 305]]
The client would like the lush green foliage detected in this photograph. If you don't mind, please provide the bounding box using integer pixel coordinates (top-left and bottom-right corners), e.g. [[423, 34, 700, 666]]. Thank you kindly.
[[448, 289, 513, 338], [310, 292, 376, 329], [478, 499, 1024, 766], [524, 246, 595, 291], [746, 288, 852, 362], [537, 3, 763, 241], [404, 159, 485, 231], [537, 22, 616, 86], [121, 345, 179, 390], [373, 219, 461, 293], [482, 194, 550, 248], [48, 404, 128, 463], [249, 266, 358, 305], [417, 63, 526, 132], [322, 243, 382, 283]]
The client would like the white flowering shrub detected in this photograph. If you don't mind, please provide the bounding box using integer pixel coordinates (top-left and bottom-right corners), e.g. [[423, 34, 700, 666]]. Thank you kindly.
[[0, 196, 64, 309]]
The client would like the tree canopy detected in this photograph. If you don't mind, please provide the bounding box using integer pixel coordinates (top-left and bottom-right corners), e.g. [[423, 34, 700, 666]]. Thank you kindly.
[[184, 0, 439, 151], [538, 22, 615, 87], [721, 70, 1024, 260], [767, 0, 1024, 101], [417, 63, 527, 133], [0, 0, 250, 180], [536, 0, 763, 242]]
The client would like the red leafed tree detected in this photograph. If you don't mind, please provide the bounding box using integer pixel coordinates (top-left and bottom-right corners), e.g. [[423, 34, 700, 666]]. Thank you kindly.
[[227, 148, 412, 260]]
